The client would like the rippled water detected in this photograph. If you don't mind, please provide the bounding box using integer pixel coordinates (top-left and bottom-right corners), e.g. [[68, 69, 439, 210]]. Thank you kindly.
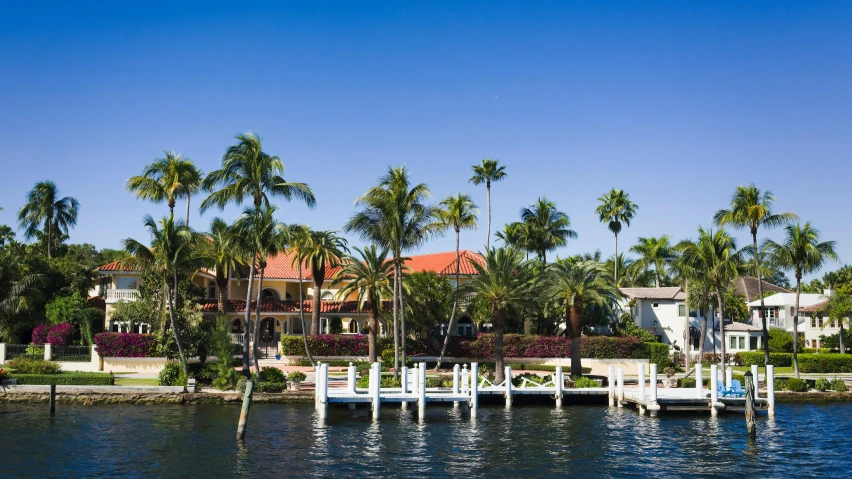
[[0, 401, 848, 478]]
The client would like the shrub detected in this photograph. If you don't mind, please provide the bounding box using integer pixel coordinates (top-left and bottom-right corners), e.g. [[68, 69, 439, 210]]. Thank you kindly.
[[381, 348, 395, 365], [786, 378, 808, 392], [647, 343, 671, 367], [768, 327, 795, 353], [94, 333, 157, 357], [46, 323, 74, 345], [773, 378, 787, 391], [158, 362, 186, 386], [739, 352, 792, 367], [9, 372, 114, 385], [425, 377, 443, 388], [256, 381, 286, 393], [797, 354, 852, 374], [260, 367, 286, 383], [7, 357, 61, 375], [328, 318, 343, 335], [445, 334, 652, 359], [237, 377, 248, 393], [287, 371, 307, 382], [31, 324, 51, 345], [356, 374, 401, 389], [815, 378, 830, 391], [573, 376, 599, 388], [280, 334, 393, 356], [213, 368, 241, 391], [0, 367, 7, 381], [830, 379, 848, 392]]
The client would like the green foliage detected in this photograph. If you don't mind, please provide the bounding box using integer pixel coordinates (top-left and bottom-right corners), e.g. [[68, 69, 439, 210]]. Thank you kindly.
[[259, 367, 285, 383], [9, 372, 114, 385], [111, 299, 160, 333], [381, 348, 396, 365], [328, 317, 343, 335], [573, 376, 600, 388], [739, 351, 793, 367], [723, 291, 749, 323], [512, 372, 549, 387], [213, 368, 240, 391], [773, 378, 787, 391], [45, 291, 87, 326], [425, 377, 444, 388], [256, 381, 286, 393], [830, 379, 847, 392], [647, 342, 671, 368], [797, 354, 852, 373], [768, 328, 795, 353], [611, 312, 657, 342], [158, 361, 187, 386], [287, 371, 307, 382], [403, 271, 454, 339], [786, 378, 808, 392], [356, 374, 402, 389], [815, 378, 830, 391], [6, 357, 61, 374]]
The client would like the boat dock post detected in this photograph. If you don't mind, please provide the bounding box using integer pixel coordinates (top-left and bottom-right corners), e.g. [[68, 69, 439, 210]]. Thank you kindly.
[[318, 363, 329, 419], [400, 366, 408, 410], [710, 364, 720, 416], [695, 363, 703, 396], [751, 365, 759, 399], [504, 366, 513, 407], [555, 366, 563, 407], [648, 364, 659, 417], [470, 363, 479, 418], [608, 366, 615, 407], [452, 364, 460, 408], [347, 363, 356, 394], [637, 364, 646, 415], [370, 362, 381, 419], [418, 362, 427, 416], [766, 365, 775, 416], [617, 368, 624, 407]]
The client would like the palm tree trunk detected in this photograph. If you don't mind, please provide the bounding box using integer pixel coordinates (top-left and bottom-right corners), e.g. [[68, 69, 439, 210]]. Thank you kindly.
[[252, 267, 265, 378], [486, 182, 492, 250], [753, 232, 771, 377], [242, 259, 256, 376], [399, 262, 407, 368], [368, 301, 378, 363], [311, 279, 322, 335], [391, 259, 400, 378], [614, 232, 619, 285], [169, 270, 188, 377], [710, 305, 717, 358], [298, 262, 314, 366], [683, 279, 690, 374], [717, 288, 726, 372], [569, 303, 583, 376], [493, 305, 506, 384], [699, 306, 707, 362], [840, 323, 845, 355], [793, 277, 801, 378], [435, 230, 461, 370], [655, 272, 661, 288], [46, 218, 52, 259], [216, 267, 228, 314], [185, 195, 191, 226]]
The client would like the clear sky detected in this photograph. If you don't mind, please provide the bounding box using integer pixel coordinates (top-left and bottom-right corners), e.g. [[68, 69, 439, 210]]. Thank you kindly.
[[1, 2, 850, 280]]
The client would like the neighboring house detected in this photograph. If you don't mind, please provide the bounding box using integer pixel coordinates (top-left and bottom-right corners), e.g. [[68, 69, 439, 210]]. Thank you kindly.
[[93, 249, 484, 341], [619, 287, 717, 353], [748, 290, 839, 349]]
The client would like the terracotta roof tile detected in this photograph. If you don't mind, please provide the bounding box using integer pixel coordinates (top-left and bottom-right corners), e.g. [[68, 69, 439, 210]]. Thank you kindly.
[[98, 260, 127, 272], [403, 250, 484, 276], [731, 276, 791, 303], [799, 300, 830, 314], [199, 299, 391, 314], [726, 322, 762, 332]]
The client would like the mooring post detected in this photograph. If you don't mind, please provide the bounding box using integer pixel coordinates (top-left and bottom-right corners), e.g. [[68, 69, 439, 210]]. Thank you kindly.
[[348, 362, 356, 394], [461, 365, 469, 394], [745, 371, 756, 438], [555, 365, 563, 408], [504, 366, 513, 407], [638, 363, 646, 402], [750, 364, 760, 399], [371, 362, 381, 420], [616, 368, 624, 407], [766, 364, 775, 416], [710, 364, 719, 416], [470, 362, 479, 418], [314, 362, 321, 411], [401, 365, 409, 410], [608, 365, 615, 407], [418, 362, 427, 416], [695, 363, 703, 396], [49, 384, 56, 415], [452, 364, 460, 408], [318, 363, 329, 419], [725, 367, 732, 390], [236, 379, 254, 440], [649, 364, 658, 403]]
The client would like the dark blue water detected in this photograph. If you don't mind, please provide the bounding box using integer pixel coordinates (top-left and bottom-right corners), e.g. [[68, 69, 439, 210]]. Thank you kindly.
[[0, 402, 847, 478]]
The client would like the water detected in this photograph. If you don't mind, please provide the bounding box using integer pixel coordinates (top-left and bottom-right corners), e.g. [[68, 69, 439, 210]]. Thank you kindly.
[[0, 402, 848, 478]]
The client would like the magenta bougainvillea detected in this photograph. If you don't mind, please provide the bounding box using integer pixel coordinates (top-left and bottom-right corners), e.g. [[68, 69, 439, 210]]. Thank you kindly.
[[31, 324, 51, 345], [94, 333, 157, 357], [45, 323, 74, 345]]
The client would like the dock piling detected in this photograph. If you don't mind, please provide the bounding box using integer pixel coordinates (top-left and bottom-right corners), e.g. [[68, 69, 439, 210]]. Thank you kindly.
[[695, 364, 703, 396], [418, 362, 427, 416], [49, 384, 56, 415], [725, 367, 732, 390], [504, 366, 512, 407], [318, 363, 329, 419], [766, 364, 775, 416], [236, 379, 254, 440], [638, 364, 646, 402], [371, 362, 381, 419], [608, 366, 615, 407], [461, 365, 469, 394], [649, 364, 658, 403], [470, 363, 479, 418], [616, 368, 624, 407], [401, 366, 409, 410], [452, 364, 460, 408], [745, 371, 756, 438], [750, 365, 759, 399], [347, 362, 356, 394], [555, 366, 563, 408], [710, 365, 719, 416]]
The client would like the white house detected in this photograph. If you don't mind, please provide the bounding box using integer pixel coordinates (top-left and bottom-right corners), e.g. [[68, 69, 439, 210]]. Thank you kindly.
[[747, 290, 840, 349]]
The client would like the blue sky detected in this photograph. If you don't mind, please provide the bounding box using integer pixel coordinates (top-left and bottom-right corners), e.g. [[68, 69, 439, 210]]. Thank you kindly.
[[1, 2, 850, 280]]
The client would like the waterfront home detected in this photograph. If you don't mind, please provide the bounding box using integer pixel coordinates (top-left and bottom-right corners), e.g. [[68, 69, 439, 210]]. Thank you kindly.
[[748, 289, 839, 349]]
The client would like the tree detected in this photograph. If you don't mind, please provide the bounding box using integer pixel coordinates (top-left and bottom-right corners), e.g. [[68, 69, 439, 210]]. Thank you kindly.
[[630, 236, 675, 288], [605, 253, 654, 288], [496, 221, 536, 258], [596, 189, 638, 284], [544, 259, 621, 376], [286, 224, 316, 365], [404, 271, 454, 340], [0, 243, 46, 342], [207, 218, 242, 315], [18, 181, 79, 259], [816, 292, 852, 354], [123, 215, 207, 376], [679, 228, 743, 371], [335, 246, 394, 362], [299, 230, 348, 335], [714, 185, 798, 374], [126, 151, 203, 225], [519, 197, 577, 264], [433, 193, 478, 369], [460, 248, 536, 384], [345, 166, 439, 376], [765, 223, 838, 377], [469, 158, 506, 250]]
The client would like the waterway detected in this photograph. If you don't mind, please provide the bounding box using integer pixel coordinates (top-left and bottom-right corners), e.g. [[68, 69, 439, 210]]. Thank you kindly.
[[0, 402, 848, 478]]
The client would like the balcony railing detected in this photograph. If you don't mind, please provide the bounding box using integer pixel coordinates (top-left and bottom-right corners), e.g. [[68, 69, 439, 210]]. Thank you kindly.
[[105, 289, 140, 303]]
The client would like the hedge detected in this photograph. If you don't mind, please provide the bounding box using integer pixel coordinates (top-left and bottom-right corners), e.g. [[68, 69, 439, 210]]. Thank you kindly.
[[94, 333, 158, 357], [739, 352, 793, 367], [281, 335, 393, 357], [648, 343, 671, 367], [797, 354, 852, 373], [9, 372, 115, 385]]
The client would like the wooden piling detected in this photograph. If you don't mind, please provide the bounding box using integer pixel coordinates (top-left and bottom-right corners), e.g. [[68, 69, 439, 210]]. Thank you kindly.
[[236, 379, 254, 440], [745, 371, 756, 438], [49, 384, 56, 415]]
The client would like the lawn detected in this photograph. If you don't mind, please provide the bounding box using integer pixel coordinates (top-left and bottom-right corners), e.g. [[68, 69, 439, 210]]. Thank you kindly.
[[702, 366, 795, 375], [114, 377, 160, 386]]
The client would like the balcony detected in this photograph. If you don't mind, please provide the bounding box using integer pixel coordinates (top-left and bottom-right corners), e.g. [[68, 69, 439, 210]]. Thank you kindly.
[[105, 289, 140, 303]]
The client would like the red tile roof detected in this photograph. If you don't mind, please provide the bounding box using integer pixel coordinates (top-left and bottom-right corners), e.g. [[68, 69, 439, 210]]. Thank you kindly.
[[98, 260, 128, 272], [799, 300, 829, 314], [199, 299, 391, 314]]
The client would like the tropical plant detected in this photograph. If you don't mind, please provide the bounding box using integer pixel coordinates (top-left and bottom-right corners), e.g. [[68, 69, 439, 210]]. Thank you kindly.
[[605, 253, 653, 288], [714, 184, 798, 371], [596, 189, 638, 284], [298, 230, 348, 335], [765, 223, 838, 377], [469, 158, 506, 250], [345, 166, 439, 376], [460, 247, 537, 384], [817, 292, 852, 354], [126, 151, 203, 225], [286, 224, 315, 364], [403, 271, 454, 340], [17, 181, 79, 259], [543, 259, 622, 375], [207, 218, 242, 314], [517, 197, 577, 264], [630, 236, 676, 287], [334, 245, 394, 363], [433, 193, 478, 369]]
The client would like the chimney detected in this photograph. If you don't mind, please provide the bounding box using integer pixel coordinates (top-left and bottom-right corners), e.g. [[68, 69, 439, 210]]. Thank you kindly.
[[825, 288, 836, 298]]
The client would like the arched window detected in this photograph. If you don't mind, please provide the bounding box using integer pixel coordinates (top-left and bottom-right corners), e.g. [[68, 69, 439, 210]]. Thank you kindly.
[[285, 292, 293, 300], [208, 281, 216, 299], [261, 288, 279, 301], [231, 319, 244, 333], [320, 291, 334, 301]]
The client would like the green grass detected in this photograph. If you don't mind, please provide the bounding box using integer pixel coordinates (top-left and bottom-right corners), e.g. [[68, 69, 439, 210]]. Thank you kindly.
[[114, 377, 160, 386], [702, 366, 795, 374]]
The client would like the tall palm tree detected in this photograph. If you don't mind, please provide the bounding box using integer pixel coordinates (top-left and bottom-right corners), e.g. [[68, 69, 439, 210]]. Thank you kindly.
[[496, 221, 536, 258], [208, 218, 242, 315], [124, 215, 206, 376], [335, 246, 394, 362], [298, 230, 348, 335], [200, 132, 315, 213], [345, 166, 439, 375], [596, 189, 638, 284], [714, 184, 798, 370], [544, 260, 621, 376], [630, 236, 676, 287], [519, 197, 577, 264], [469, 159, 506, 250], [126, 151, 203, 225], [433, 193, 479, 369], [817, 291, 852, 354], [461, 247, 536, 384], [17, 181, 79, 259], [605, 253, 653, 287], [286, 224, 315, 364], [765, 223, 838, 377], [679, 228, 743, 371]]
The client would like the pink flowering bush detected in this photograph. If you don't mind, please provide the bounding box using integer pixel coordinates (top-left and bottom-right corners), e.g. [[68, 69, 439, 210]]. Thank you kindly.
[[94, 333, 157, 357], [280, 335, 395, 356], [446, 334, 651, 359], [31, 324, 51, 345], [46, 323, 74, 345]]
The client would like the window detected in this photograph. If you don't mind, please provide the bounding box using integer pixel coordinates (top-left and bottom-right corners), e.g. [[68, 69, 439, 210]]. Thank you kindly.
[[730, 336, 745, 350], [285, 292, 293, 300], [812, 317, 817, 328], [207, 281, 216, 299], [321, 291, 334, 301], [115, 276, 138, 290], [819, 318, 824, 328], [678, 305, 686, 317], [834, 320, 840, 328], [763, 308, 776, 320], [652, 303, 659, 308]]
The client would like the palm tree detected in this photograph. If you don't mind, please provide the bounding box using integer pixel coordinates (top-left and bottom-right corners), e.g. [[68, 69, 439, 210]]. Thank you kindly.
[[679, 228, 743, 371], [17, 181, 79, 259], [461, 247, 536, 384], [126, 151, 203, 225], [208, 218, 242, 315], [469, 159, 506, 250], [335, 246, 394, 362], [285, 224, 315, 364], [714, 185, 798, 371], [605, 253, 653, 287], [433, 193, 479, 369], [0, 246, 46, 342], [817, 291, 852, 354], [543, 260, 621, 376], [345, 166, 439, 375], [200, 132, 315, 213], [765, 223, 838, 377], [496, 221, 536, 258], [519, 197, 577, 263], [124, 216, 206, 376], [596, 189, 638, 284], [630, 236, 676, 287], [298, 230, 349, 335]]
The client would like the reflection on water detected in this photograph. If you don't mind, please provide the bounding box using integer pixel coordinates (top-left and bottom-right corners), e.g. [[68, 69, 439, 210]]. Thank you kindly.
[[1, 402, 850, 478]]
